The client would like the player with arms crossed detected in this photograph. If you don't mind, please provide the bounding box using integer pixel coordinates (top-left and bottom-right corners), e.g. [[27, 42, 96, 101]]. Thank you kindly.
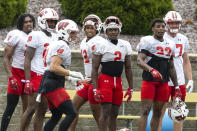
[[137, 18, 180, 131], [91, 16, 134, 131], [20, 8, 59, 131], [1, 13, 35, 131], [158, 11, 193, 131]]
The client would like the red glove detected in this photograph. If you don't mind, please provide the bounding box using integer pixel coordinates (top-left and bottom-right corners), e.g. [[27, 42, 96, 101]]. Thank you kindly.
[[174, 86, 182, 98], [93, 89, 104, 102], [8, 76, 19, 91], [24, 80, 34, 95], [149, 68, 163, 81], [124, 88, 134, 103]]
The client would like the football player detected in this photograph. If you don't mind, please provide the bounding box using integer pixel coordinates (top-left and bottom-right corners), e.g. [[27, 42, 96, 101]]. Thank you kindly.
[[91, 16, 134, 131], [69, 14, 105, 131], [158, 11, 193, 131], [20, 8, 59, 131], [137, 18, 180, 131], [40, 19, 83, 131], [1, 13, 35, 131]]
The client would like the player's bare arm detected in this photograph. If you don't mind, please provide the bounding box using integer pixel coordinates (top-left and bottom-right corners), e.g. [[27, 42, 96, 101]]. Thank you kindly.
[[50, 55, 69, 76], [3, 45, 15, 77], [125, 55, 133, 89], [137, 52, 152, 71], [169, 59, 178, 86], [24, 46, 35, 80], [182, 52, 192, 80], [91, 54, 102, 89]]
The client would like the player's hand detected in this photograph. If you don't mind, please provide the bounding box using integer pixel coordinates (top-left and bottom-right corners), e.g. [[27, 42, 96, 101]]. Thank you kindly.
[[68, 76, 84, 90], [93, 88, 103, 102], [186, 80, 193, 94], [24, 80, 34, 95], [69, 71, 84, 80], [124, 88, 134, 103], [149, 68, 163, 81], [174, 86, 182, 98], [85, 77, 92, 84], [8, 76, 19, 92]]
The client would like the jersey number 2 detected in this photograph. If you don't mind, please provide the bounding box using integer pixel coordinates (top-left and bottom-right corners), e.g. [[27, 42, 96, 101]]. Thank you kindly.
[[114, 51, 122, 61], [81, 49, 90, 63]]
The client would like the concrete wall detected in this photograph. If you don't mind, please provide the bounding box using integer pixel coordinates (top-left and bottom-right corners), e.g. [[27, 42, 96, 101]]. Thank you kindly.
[[0, 49, 196, 131]]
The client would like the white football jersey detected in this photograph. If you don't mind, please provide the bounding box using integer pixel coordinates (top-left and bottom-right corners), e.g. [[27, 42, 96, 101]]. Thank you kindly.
[[45, 40, 71, 71], [80, 36, 105, 78], [27, 31, 57, 74], [164, 32, 189, 86], [4, 29, 28, 69], [93, 39, 132, 62], [138, 35, 175, 60]]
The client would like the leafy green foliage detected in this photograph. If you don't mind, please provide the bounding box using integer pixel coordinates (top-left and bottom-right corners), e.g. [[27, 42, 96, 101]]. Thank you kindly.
[[0, 0, 27, 28], [58, 0, 173, 35]]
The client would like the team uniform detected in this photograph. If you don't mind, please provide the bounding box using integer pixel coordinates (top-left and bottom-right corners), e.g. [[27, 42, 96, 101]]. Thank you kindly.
[[26, 31, 56, 92], [164, 32, 189, 100], [76, 35, 105, 104], [138, 36, 176, 102], [4, 29, 28, 95], [93, 39, 132, 105], [38, 40, 71, 109]]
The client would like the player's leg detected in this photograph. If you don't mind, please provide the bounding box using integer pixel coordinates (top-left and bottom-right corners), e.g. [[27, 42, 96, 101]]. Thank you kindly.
[[158, 85, 171, 131], [152, 82, 169, 131], [108, 78, 122, 131], [69, 95, 87, 131], [157, 102, 168, 131], [58, 100, 77, 131], [108, 104, 120, 131], [139, 81, 155, 131], [151, 101, 165, 131], [88, 84, 101, 127], [90, 104, 101, 126], [69, 84, 88, 131], [44, 108, 62, 131], [1, 67, 25, 131], [0, 93, 19, 131], [20, 93, 38, 131], [20, 94, 29, 131], [99, 103, 112, 131], [138, 99, 153, 131], [21, 95, 28, 113], [33, 95, 48, 131]]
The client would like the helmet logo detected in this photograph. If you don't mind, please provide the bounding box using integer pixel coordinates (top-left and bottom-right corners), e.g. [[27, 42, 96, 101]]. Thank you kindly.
[[57, 49, 64, 54], [58, 22, 69, 31], [51, 10, 57, 16], [172, 12, 178, 20], [44, 43, 49, 47], [27, 36, 32, 42], [39, 10, 48, 17]]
